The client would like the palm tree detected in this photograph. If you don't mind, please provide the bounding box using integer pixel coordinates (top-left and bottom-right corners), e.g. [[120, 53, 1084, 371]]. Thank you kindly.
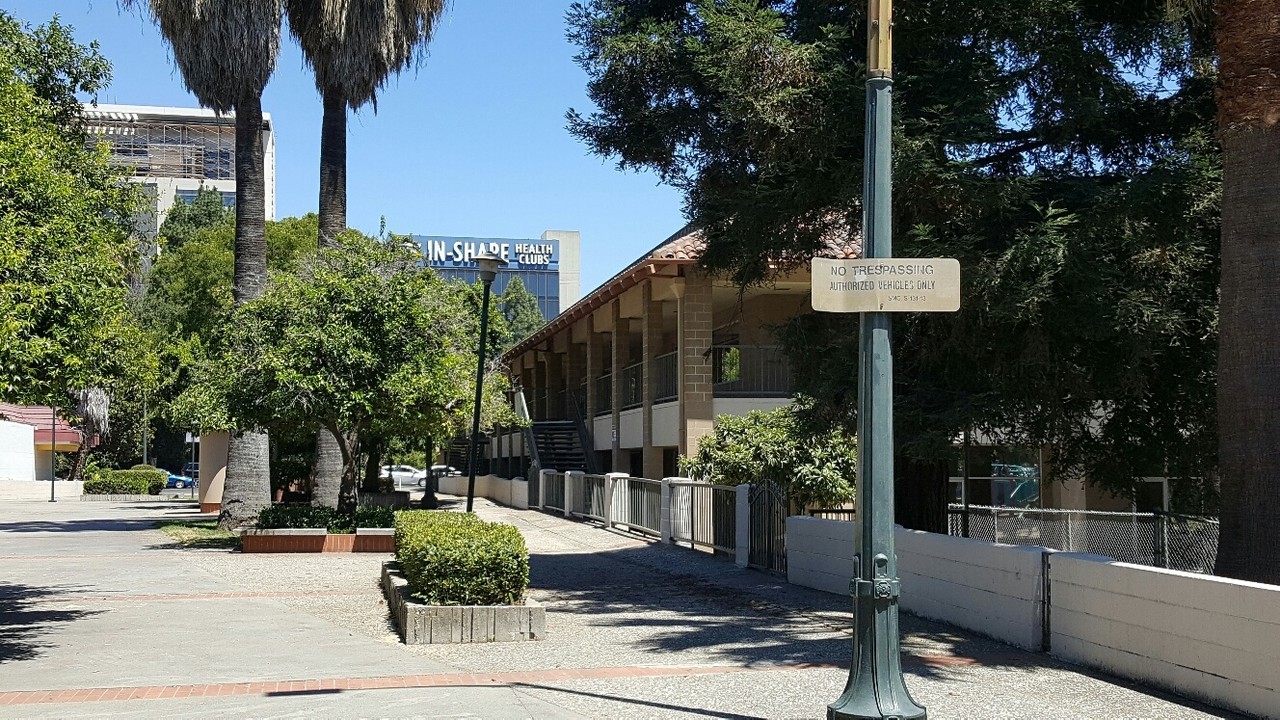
[[123, 0, 283, 527], [287, 0, 447, 509], [1210, 0, 1280, 584], [1163, 0, 1280, 583]]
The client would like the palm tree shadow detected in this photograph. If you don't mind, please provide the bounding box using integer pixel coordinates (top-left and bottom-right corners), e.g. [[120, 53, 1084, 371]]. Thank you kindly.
[[0, 582, 103, 664]]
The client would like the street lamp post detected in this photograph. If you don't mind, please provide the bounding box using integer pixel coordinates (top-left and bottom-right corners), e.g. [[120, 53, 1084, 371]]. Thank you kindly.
[[49, 405, 57, 503], [827, 1, 927, 718], [466, 251, 507, 513]]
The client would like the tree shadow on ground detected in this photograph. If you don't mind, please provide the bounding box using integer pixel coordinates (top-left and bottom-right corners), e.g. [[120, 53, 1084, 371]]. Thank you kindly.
[[0, 517, 165, 534], [526, 542, 1244, 718], [0, 582, 102, 664]]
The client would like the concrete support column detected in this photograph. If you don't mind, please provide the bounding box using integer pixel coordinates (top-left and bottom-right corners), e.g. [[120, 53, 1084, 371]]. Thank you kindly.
[[735, 483, 751, 567], [641, 280, 665, 480], [610, 299, 625, 472], [565, 470, 584, 518], [585, 316, 598, 425], [538, 468, 555, 510], [659, 477, 673, 544], [678, 270, 715, 457], [198, 431, 229, 514], [605, 471, 627, 528], [547, 351, 565, 419]]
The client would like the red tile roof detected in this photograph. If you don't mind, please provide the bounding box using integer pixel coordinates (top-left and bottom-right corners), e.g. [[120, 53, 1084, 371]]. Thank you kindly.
[[502, 222, 862, 360], [0, 403, 85, 444]]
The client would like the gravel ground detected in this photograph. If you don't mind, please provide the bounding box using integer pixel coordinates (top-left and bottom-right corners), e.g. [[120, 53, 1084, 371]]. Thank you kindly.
[[176, 496, 1240, 719]]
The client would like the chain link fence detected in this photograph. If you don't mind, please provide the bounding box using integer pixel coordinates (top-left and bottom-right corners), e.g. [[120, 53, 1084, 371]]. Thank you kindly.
[[948, 505, 1219, 574]]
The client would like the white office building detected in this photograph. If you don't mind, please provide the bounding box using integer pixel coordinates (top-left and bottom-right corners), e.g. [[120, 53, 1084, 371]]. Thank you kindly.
[[83, 103, 277, 245]]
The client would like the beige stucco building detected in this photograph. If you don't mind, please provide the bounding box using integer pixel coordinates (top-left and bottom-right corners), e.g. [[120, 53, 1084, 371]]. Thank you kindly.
[[495, 226, 858, 480]]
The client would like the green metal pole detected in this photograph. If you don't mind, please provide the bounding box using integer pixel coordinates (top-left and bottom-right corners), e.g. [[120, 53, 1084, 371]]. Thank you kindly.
[[465, 279, 494, 513], [829, 1, 925, 717]]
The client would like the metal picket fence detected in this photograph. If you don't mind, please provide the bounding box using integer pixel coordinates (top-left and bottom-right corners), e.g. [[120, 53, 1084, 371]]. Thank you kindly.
[[948, 505, 1219, 574], [543, 472, 566, 512], [577, 473, 607, 521], [610, 476, 662, 537], [669, 481, 737, 554], [748, 482, 788, 573]]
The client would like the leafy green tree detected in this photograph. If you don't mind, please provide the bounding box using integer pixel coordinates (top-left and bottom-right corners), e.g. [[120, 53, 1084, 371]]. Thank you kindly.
[[0, 12, 110, 129], [680, 402, 856, 508], [158, 188, 233, 251], [0, 12, 153, 407], [498, 276, 547, 351], [569, 0, 1219, 532], [190, 234, 514, 512]]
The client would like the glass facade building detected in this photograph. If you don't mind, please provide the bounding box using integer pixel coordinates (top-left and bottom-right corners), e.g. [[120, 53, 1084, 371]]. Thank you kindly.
[[411, 233, 581, 321]]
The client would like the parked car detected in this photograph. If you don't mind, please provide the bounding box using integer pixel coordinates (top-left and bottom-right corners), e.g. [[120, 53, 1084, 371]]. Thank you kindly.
[[166, 473, 194, 489], [379, 465, 425, 487], [183, 462, 199, 480], [420, 465, 461, 487]]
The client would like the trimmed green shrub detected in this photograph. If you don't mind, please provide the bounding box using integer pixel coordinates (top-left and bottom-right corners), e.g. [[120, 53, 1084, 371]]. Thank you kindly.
[[394, 512, 529, 606], [255, 504, 398, 533], [255, 504, 338, 530], [130, 463, 157, 471], [83, 468, 166, 495]]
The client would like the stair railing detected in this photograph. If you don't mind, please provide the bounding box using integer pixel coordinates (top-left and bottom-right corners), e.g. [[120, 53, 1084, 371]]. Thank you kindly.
[[564, 386, 600, 475], [513, 388, 542, 476]]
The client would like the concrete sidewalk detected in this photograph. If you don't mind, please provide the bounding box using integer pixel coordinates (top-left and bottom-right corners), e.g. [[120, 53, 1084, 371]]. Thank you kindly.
[[0, 495, 1243, 719]]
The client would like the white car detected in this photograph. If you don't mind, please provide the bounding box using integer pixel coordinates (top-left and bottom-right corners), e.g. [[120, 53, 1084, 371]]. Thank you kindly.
[[379, 465, 426, 487], [419, 465, 462, 487]]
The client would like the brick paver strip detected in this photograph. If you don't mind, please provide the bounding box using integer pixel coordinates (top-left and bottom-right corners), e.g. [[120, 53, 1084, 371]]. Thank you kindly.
[[0, 656, 980, 707], [0, 655, 984, 707], [35, 589, 372, 603]]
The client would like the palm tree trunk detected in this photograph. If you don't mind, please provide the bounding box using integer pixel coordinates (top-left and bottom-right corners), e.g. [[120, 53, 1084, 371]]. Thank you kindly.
[[318, 87, 347, 247], [312, 428, 343, 508], [221, 94, 273, 528], [1212, 0, 1280, 584], [310, 88, 349, 507]]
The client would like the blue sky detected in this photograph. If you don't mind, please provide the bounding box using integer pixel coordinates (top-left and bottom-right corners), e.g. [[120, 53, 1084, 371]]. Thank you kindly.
[[8, 1, 685, 293]]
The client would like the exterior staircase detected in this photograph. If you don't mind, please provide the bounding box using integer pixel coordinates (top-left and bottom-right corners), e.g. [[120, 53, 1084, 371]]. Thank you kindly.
[[529, 420, 592, 473]]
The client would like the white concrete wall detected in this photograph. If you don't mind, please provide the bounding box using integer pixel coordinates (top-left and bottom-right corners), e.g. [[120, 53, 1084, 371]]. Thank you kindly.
[[786, 516, 857, 596], [437, 474, 528, 510], [785, 517, 1047, 650], [0, 479, 83, 501], [712, 397, 792, 418], [897, 528, 1047, 651], [1050, 553, 1280, 719], [652, 402, 679, 447], [593, 415, 611, 451], [619, 408, 643, 449], [0, 420, 35, 481]]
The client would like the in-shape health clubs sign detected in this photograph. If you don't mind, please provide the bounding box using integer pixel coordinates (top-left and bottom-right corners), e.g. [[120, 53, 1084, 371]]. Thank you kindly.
[[811, 257, 961, 313]]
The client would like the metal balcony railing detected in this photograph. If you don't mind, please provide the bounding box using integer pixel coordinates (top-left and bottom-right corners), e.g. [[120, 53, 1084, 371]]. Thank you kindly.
[[621, 362, 643, 410], [654, 351, 678, 403], [712, 345, 792, 397], [595, 374, 612, 415]]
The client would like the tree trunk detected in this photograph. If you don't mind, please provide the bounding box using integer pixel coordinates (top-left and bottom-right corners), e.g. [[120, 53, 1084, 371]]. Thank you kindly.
[[362, 438, 383, 494], [309, 89, 349, 505], [317, 87, 347, 248], [221, 428, 272, 526], [894, 455, 948, 534], [220, 94, 272, 529], [1212, 0, 1280, 584], [66, 438, 90, 483], [312, 427, 343, 509]]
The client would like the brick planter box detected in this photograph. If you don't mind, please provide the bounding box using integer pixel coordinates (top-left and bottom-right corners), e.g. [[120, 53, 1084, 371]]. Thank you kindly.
[[240, 528, 395, 553], [381, 562, 545, 644]]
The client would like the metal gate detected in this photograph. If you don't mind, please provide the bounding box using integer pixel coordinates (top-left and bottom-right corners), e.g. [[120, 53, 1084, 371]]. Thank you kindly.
[[748, 482, 788, 573]]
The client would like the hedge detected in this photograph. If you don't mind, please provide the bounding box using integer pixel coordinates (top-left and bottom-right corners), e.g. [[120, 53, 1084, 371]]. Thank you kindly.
[[255, 504, 396, 533], [83, 468, 165, 495], [393, 511, 529, 606]]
